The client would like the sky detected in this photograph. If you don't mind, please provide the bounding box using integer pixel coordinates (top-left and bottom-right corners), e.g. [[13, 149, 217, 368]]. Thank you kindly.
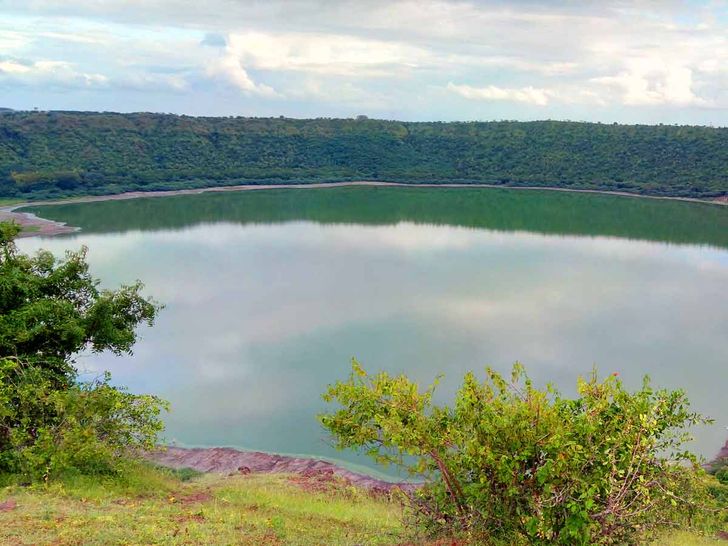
[[0, 0, 726, 124]]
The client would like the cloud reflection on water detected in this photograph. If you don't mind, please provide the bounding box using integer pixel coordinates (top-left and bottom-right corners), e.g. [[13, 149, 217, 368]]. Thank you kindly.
[[18, 221, 728, 471]]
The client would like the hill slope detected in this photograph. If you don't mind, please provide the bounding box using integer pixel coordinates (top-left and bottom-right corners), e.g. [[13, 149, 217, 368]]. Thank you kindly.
[[1, 111, 726, 199]]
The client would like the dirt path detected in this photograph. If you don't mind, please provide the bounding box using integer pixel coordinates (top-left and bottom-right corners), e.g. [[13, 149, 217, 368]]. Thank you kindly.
[[146, 446, 418, 492], [2, 180, 726, 238]]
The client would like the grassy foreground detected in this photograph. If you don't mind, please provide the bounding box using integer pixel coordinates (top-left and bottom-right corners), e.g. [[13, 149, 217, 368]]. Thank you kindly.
[[0, 464, 404, 546], [0, 464, 722, 545]]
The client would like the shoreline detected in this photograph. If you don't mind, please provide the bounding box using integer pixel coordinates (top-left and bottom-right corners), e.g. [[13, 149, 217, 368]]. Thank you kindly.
[[1, 180, 726, 238], [146, 445, 417, 492], [148, 439, 728, 490]]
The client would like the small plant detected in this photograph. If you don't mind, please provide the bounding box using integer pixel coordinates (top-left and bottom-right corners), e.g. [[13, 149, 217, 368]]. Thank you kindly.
[[321, 360, 718, 545]]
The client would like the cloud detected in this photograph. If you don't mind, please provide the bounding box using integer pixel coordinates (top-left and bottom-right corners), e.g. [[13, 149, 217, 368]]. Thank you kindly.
[[207, 53, 278, 96], [37, 31, 104, 44], [0, 58, 108, 87], [0, 30, 30, 51], [117, 72, 189, 91], [205, 30, 430, 97], [0, 59, 33, 74], [223, 31, 429, 77], [591, 59, 709, 106], [447, 82, 552, 106], [201, 32, 226, 48], [444, 55, 579, 76], [0, 1, 726, 120]]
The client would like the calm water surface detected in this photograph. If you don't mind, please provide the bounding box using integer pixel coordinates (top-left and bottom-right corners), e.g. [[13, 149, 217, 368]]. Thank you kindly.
[[20, 187, 728, 475]]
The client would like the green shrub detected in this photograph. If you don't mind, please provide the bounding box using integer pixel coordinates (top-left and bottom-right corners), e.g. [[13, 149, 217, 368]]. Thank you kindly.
[[0, 358, 167, 481], [0, 221, 166, 482], [321, 361, 718, 545], [713, 463, 728, 486]]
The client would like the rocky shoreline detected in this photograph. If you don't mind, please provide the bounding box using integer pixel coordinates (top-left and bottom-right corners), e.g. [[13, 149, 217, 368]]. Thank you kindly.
[[146, 446, 418, 492], [147, 439, 728, 493]]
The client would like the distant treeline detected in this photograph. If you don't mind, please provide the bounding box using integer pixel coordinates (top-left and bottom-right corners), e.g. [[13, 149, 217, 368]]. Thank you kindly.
[[1, 111, 726, 199]]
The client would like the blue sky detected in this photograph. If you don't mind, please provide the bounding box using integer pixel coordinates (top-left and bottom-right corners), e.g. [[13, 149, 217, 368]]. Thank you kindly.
[[0, 0, 726, 124]]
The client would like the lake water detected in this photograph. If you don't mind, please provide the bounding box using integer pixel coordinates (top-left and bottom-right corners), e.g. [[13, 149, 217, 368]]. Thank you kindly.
[[19, 187, 728, 476]]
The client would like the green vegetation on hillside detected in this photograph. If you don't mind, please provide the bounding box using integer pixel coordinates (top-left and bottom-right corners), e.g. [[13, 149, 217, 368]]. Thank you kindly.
[[1, 111, 726, 199]]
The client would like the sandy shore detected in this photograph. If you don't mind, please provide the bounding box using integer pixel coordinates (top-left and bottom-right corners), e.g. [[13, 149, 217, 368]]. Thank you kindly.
[[0, 208, 78, 238], [1, 180, 725, 238]]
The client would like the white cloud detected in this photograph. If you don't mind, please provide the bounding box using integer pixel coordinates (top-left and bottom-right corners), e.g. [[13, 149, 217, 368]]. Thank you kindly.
[[0, 60, 33, 74], [0, 30, 30, 51], [447, 82, 552, 106], [0, 58, 108, 86], [206, 30, 431, 96], [591, 58, 709, 106], [223, 31, 429, 77], [118, 72, 189, 91], [1, 1, 727, 119], [207, 53, 278, 97], [444, 55, 579, 76], [37, 31, 105, 44]]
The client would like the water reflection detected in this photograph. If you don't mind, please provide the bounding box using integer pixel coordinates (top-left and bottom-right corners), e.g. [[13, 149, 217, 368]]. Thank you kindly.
[[18, 221, 728, 474]]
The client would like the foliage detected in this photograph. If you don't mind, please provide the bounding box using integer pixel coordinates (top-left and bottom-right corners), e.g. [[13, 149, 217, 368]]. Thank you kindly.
[[0, 461, 722, 545], [707, 457, 728, 486], [717, 467, 728, 486], [0, 358, 167, 480], [0, 112, 726, 200], [0, 220, 165, 479], [0, 221, 158, 382], [321, 361, 721, 545]]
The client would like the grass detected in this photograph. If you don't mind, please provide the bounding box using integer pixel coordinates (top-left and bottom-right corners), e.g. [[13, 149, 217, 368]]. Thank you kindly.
[[651, 531, 725, 545], [0, 464, 405, 545], [0, 464, 724, 545]]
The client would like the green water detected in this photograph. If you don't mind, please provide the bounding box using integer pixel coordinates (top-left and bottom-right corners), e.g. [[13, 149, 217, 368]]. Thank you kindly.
[[24, 186, 728, 247], [19, 187, 728, 474]]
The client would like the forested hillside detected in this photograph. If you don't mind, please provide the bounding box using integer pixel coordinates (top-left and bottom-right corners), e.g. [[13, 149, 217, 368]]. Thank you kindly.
[[0, 111, 726, 199]]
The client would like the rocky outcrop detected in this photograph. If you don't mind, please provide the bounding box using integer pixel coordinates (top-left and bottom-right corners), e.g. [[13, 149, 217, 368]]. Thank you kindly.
[[146, 446, 417, 492]]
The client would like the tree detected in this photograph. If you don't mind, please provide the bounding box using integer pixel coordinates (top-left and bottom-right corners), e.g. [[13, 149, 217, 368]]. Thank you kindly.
[[0, 221, 166, 479], [321, 360, 722, 545], [0, 221, 158, 381]]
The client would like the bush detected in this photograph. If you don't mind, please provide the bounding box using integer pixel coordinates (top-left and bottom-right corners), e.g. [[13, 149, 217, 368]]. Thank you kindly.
[[321, 361, 719, 545], [0, 358, 168, 481], [0, 220, 166, 482]]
